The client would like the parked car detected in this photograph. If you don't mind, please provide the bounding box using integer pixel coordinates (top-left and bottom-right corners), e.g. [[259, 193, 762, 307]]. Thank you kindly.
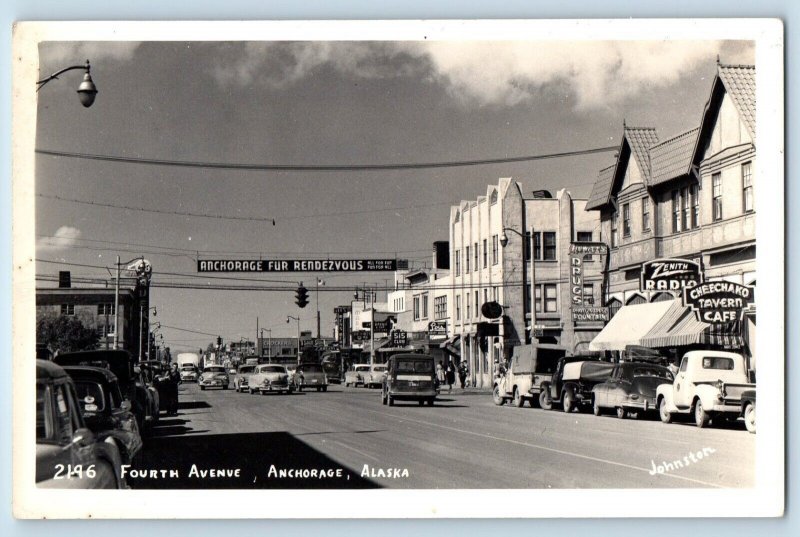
[[294, 363, 328, 392], [382, 353, 438, 406], [656, 351, 755, 428], [199, 365, 230, 390], [62, 365, 143, 464], [234, 364, 257, 392], [138, 360, 167, 415], [592, 362, 674, 419], [539, 356, 615, 413], [54, 350, 158, 435], [494, 343, 567, 407], [344, 364, 371, 387], [741, 390, 756, 434], [366, 364, 388, 388], [36, 360, 125, 489], [248, 364, 293, 395], [179, 364, 198, 383]]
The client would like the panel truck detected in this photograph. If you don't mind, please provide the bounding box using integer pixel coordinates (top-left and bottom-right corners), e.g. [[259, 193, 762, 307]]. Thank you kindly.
[[493, 344, 568, 407], [656, 350, 755, 428]]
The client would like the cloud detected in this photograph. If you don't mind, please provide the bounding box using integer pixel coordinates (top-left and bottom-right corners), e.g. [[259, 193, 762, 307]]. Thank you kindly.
[[40, 42, 142, 65], [37, 226, 81, 253], [209, 40, 752, 110]]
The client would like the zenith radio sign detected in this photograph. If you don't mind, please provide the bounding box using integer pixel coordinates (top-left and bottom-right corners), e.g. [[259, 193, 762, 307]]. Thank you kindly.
[[640, 259, 702, 292], [198, 259, 399, 272]]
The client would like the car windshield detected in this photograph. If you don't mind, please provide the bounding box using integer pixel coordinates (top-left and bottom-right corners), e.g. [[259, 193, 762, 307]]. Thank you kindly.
[[633, 367, 673, 380], [261, 366, 285, 373], [238, 366, 256, 374], [74, 381, 106, 413], [205, 367, 226, 373], [373, 366, 387, 371], [355, 366, 370, 371], [701, 357, 735, 370], [301, 365, 322, 373], [395, 360, 433, 374], [181, 366, 195, 371]]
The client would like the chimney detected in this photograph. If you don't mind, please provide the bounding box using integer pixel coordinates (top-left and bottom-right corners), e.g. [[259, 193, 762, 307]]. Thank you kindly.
[[58, 271, 71, 288], [433, 241, 450, 270]]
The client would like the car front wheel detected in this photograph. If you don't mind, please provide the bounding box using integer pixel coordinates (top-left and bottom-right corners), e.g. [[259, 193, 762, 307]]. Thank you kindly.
[[744, 403, 756, 434], [694, 399, 710, 428], [492, 385, 505, 406], [593, 397, 602, 416], [562, 390, 575, 413], [539, 389, 553, 411]]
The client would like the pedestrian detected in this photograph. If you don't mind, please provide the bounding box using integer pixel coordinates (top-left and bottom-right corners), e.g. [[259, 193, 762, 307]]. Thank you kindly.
[[458, 361, 468, 388], [159, 362, 181, 416], [445, 359, 456, 391], [435, 361, 445, 390]]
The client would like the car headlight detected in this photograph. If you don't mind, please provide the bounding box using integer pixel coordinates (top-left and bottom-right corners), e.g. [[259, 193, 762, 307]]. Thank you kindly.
[[263, 379, 270, 386]]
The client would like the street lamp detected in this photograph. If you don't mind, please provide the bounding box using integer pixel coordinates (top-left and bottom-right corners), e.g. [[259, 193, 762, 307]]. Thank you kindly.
[[140, 305, 157, 362], [287, 316, 301, 365], [499, 226, 536, 344], [316, 278, 325, 339], [36, 59, 98, 108], [148, 322, 161, 361]]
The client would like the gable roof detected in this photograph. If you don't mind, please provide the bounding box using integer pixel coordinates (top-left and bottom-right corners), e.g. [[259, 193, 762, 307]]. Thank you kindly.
[[718, 64, 756, 139], [586, 163, 616, 210], [624, 127, 660, 184], [649, 126, 700, 187]]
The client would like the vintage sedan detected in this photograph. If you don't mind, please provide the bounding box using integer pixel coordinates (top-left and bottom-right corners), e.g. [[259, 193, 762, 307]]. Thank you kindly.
[[294, 363, 328, 392], [344, 364, 371, 387], [248, 364, 293, 395], [592, 362, 674, 419], [179, 364, 198, 383], [234, 364, 257, 392], [199, 365, 230, 390], [62, 365, 143, 465], [366, 364, 388, 388], [37, 360, 126, 489]]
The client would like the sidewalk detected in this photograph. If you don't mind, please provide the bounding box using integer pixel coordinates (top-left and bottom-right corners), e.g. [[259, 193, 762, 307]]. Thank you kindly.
[[439, 386, 492, 396]]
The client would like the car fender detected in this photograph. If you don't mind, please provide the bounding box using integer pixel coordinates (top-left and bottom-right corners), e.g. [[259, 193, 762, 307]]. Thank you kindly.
[[694, 385, 720, 409], [657, 386, 678, 413]]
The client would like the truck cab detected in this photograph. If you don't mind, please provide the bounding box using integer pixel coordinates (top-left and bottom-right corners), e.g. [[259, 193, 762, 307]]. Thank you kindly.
[[656, 350, 754, 428], [493, 344, 567, 408]]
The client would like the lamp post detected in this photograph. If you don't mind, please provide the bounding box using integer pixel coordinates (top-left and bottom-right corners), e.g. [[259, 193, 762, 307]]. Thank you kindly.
[[260, 328, 272, 362], [148, 322, 161, 361], [140, 306, 157, 362], [316, 278, 325, 339], [499, 226, 536, 345], [354, 288, 376, 367], [36, 59, 98, 107], [287, 316, 301, 365]]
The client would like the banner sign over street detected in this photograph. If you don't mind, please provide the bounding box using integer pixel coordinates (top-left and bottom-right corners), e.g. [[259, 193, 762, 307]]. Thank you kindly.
[[683, 282, 755, 323], [641, 258, 702, 292], [198, 259, 398, 272]]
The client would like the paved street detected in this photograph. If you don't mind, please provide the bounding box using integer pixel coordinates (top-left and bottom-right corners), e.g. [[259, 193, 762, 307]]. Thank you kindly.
[[128, 381, 755, 489]]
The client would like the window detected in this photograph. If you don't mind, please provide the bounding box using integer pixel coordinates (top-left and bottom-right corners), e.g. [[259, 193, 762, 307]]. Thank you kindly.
[[474, 291, 479, 318], [97, 303, 115, 315], [413, 296, 421, 321], [712, 173, 723, 221], [421, 293, 429, 319], [524, 232, 532, 261], [641, 198, 650, 232], [742, 162, 753, 213], [672, 190, 681, 233], [60, 304, 75, 316], [483, 288, 489, 306], [534, 286, 542, 314], [622, 203, 631, 237], [434, 296, 447, 320], [583, 284, 594, 305], [534, 284, 558, 313], [611, 212, 619, 247], [482, 239, 488, 268], [492, 235, 499, 265], [455, 249, 461, 276], [533, 232, 542, 260], [490, 190, 498, 204], [543, 232, 557, 261], [577, 231, 593, 243], [456, 295, 461, 321], [465, 246, 470, 272], [98, 323, 116, 337], [474, 242, 479, 271], [681, 186, 690, 231], [691, 184, 700, 228], [466, 295, 471, 320]]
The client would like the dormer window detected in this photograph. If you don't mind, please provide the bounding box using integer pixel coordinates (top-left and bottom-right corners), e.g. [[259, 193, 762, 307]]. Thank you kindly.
[[490, 190, 498, 205], [454, 210, 460, 223]]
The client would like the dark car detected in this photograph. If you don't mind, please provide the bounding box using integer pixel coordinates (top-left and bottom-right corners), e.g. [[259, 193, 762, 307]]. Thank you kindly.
[[382, 353, 437, 406], [62, 365, 143, 464], [294, 363, 328, 392], [740, 389, 756, 434], [54, 350, 158, 435], [138, 360, 169, 412], [36, 360, 125, 489], [539, 356, 615, 413], [591, 362, 674, 419]]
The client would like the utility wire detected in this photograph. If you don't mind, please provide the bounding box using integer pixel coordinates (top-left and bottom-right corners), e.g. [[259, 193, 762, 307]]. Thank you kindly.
[[36, 145, 618, 172]]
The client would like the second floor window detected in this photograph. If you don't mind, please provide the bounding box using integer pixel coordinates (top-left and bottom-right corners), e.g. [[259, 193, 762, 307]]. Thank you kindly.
[[681, 186, 690, 231], [712, 173, 723, 221], [456, 295, 461, 321], [482, 239, 488, 268], [413, 296, 421, 320], [434, 296, 447, 320], [672, 190, 681, 233], [474, 290, 479, 318], [534, 284, 558, 313], [60, 304, 75, 316], [583, 284, 594, 305], [622, 203, 631, 237], [97, 303, 115, 315], [455, 250, 461, 276], [474, 242, 479, 271], [611, 212, 619, 247], [641, 198, 650, 232], [465, 246, 470, 272], [543, 232, 557, 260], [421, 293, 429, 319], [492, 235, 499, 265], [742, 162, 753, 213], [691, 184, 700, 228]]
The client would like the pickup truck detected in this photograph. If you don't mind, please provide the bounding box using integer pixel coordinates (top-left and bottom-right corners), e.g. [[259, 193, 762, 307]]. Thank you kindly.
[[656, 350, 755, 428], [493, 344, 567, 407], [539, 356, 615, 413]]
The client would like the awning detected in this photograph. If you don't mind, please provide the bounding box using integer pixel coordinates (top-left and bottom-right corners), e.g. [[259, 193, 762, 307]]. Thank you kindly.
[[439, 335, 461, 358], [439, 334, 460, 349], [589, 300, 674, 351], [640, 299, 744, 348], [361, 338, 390, 353]]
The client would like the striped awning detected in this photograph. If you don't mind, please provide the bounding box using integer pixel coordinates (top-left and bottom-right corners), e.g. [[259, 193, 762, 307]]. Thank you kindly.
[[640, 299, 744, 348], [589, 300, 674, 351]]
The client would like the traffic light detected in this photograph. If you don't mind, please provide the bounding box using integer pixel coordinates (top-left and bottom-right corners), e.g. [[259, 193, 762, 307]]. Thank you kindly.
[[216, 336, 222, 347], [295, 285, 309, 308]]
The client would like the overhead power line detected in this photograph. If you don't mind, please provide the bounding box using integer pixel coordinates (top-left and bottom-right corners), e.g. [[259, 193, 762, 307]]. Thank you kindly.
[[36, 145, 617, 172]]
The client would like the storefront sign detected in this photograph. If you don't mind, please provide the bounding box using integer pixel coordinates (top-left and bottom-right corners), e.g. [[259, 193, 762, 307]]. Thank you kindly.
[[428, 320, 447, 335], [480, 301, 503, 319], [683, 282, 755, 323], [334, 306, 351, 314], [572, 307, 610, 322], [390, 330, 408, 347], [569, 242, 606, 321], [351, 330, 370, 342], [641, 258, 702, 292], [198, 259, 399, 272]]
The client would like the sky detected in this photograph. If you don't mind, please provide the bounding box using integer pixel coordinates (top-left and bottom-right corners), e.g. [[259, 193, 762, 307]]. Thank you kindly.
[[33, 39, 754, 351]]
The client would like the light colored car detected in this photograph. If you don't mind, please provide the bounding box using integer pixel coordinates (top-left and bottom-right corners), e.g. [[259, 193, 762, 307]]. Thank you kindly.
[[248, 364, 293, 395], [344, 364, 371, 387], [198, 365, 230, 390], [294, 363, 328, 392], [179, 365, 198, 383], [365, 364, 388, 388], [234, 364, 257, 392]]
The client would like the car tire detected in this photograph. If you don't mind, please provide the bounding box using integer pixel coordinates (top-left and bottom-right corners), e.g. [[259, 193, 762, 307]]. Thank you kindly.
[[593, 397, 602, 416], [492, 385, 505, 406], [744, 403, 756, 434], [388, 394, 394, 406], [616, 407, 627, 419], [694, 399, 710, 428], [322, 386, 328, 392], [539, 389, 553, 411], [428, 399, 434, 406], [418, 400, 425, 406], [562, 390, 575, 413], [513, 387, 524, 408], [200, 386, 205, 391], [658, 397, 673, 423]]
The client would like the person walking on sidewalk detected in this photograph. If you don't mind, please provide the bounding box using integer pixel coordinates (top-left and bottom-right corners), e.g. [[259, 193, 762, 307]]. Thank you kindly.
[[445, 359, 456, 391], [435, 361, 446, 391], [458, 361, 468, 389]]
